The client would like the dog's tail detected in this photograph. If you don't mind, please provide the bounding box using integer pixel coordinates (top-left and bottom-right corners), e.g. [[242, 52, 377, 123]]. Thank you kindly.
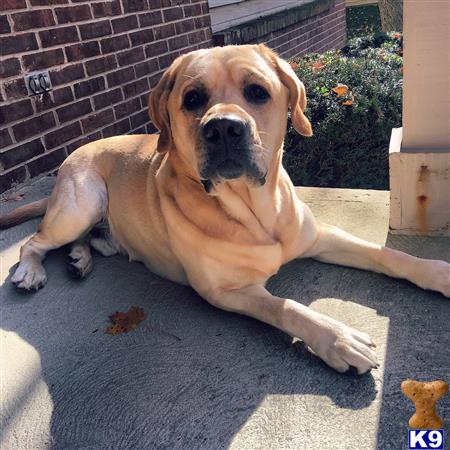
[[0, 197, 49, 229]]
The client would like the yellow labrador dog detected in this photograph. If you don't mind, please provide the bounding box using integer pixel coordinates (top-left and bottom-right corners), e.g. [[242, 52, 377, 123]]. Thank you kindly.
[[2, 45, 449, 374]]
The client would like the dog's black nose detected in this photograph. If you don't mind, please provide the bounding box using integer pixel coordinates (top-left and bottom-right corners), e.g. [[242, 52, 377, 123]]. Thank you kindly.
[[202, 118, 247, 148]]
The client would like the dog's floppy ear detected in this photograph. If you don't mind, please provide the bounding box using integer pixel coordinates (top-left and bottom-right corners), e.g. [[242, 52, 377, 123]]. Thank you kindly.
[[148, 54, 187, 153], [258, 45, 313, 137]]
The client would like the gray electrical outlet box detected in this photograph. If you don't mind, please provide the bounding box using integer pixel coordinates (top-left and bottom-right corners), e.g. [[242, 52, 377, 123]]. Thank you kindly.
[[25, 70, 52, 96]]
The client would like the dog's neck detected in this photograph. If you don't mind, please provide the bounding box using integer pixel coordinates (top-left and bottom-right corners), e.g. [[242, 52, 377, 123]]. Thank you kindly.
[[162, 147, 291, 244]]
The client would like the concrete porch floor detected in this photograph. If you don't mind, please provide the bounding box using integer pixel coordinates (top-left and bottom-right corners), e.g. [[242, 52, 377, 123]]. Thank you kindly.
[[1, 176, 449, 450]]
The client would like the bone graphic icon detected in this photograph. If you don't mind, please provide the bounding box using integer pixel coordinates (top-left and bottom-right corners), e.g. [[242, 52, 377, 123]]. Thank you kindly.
[[401, 379, 448, 429]]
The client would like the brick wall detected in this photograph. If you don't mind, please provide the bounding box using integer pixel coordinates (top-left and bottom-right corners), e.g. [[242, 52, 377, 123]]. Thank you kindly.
[[267, 1, 346, 59], [214, 0, 346, 59], [0, 0, 213, 193], [0, 0, 346, 194]]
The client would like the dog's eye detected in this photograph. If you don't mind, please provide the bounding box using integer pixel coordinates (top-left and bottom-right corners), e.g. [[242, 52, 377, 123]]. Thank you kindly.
[[183, 90, 208, 111], [244, 84, 270, 104]]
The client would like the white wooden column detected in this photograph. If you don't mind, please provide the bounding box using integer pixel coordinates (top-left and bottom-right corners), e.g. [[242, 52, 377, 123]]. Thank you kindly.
[[389, 0, 450, 236]]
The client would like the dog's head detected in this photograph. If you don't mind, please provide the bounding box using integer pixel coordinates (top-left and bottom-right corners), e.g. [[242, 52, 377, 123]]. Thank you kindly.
[[148, 44, 312, 192]]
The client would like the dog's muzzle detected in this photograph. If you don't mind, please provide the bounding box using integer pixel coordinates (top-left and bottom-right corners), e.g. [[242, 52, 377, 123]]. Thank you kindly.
[[199, 117, 265, 187]]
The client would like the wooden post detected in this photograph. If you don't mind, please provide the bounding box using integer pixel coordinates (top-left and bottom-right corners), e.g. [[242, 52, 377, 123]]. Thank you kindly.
[[389, 0, 450, 236]]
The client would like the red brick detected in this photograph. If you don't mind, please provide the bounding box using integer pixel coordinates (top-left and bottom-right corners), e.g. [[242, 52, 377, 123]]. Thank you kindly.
[[148, 0, 162, 8], [12, 111, 56, 141], [168, 35, 188, 51], [138, 11, 162, 27], [40, 25, 78, 47], [0, 57, 21, 78], [52, 86, 74, 105], [44, 121, 82, 149], [134, 57, 158, 78], [106, 67, 135, 87], [130, 126, 146, 134], [0, 99, 33, 125], [0, 0, 26, 11], [93, 87, 123, 110], [33, 85, 74, 112], [187, 29, 205, 45], [102, 117, 130, 137], [183, 3, 202, 16], [111, 15, 138, 33], [50, 63, 84, 85], [149, 71, 163, 88], [122, 78, 149, 98], [194, 15, 210, 28], [92, 1, 121, 18], [0, 14, 11, 33], [74, 76, 106, 98], [0, 129, 13, 148], [122, 0, 147, 13], [81, 108, 114, 133], [79, 19, 112, 39], [0, 139, 45, 170], [114, 97, 140, 119], [163, 7, 183, 22], [27, 148, 67, 178], [85, 55, 117, 76], [201, 2, 209, 14], [153, 23, 174, 40], [100, 34, 130, 54], [57, 98, 91, 123], [146, 122, 158, 134], [55, 5, 91, 24], [12, 9, 55, 31], [4, 77, 27, 99], [0, 166, 27, 193], [117, 47, 144, 66], [130, 109, 149, 129], [66, 131, 101, 154], [65, 41, 100, 62], [158, 52, 178, 70], [30, 0, 68, 5], [145, 40, 167, 58], [175, 18, 195, 35], [130, 29, 154, 46], [0, 33, 38, 56], [22, 49, 65, 71]]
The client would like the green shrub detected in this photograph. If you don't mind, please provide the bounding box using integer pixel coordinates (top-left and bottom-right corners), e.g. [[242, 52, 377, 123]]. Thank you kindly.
[[346, 5, 382, 39], [284, 32, 403, 190]]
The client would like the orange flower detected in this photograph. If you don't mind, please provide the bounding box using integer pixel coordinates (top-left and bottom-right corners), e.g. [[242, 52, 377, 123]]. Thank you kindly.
[[332, 83, 349, 97], [393, 33, 401, 39], [312, 62, 326, 72], [289, 61, 299, 70], [400, 67, 404, 73], [342, 100, 353, 106]]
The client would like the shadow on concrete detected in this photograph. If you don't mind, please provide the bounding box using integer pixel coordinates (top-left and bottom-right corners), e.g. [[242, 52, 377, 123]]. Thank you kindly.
[[1, 247, 380, 449]]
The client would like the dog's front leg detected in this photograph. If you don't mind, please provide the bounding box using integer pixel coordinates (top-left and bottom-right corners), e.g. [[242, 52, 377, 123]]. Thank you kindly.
[[203, 284, 378, 374], [302, 223, 450, 297]]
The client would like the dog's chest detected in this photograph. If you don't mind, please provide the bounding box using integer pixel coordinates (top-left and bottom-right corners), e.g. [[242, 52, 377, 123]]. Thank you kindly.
[[168, 223, 284, 290]]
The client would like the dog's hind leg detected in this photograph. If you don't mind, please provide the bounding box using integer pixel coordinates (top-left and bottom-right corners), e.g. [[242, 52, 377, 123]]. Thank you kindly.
[[89, 224, 119, 257], [11, 169, 107, 291], [68, 239, 93, 279]]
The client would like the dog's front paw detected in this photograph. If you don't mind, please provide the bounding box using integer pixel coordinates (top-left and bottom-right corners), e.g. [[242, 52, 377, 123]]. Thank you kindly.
[[308, 317, 378, 375], [11, 261, 47, 291], [415, 259, 450, 298]]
